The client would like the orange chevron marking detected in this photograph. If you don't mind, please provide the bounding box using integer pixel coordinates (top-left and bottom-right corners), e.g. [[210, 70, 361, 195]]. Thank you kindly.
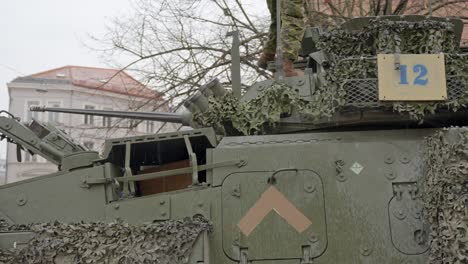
[[238, 186, 312, 236]]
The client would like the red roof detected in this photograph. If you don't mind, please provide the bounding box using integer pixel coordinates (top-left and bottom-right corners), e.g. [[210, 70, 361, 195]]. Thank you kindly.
[[30, 65, 161, 99]]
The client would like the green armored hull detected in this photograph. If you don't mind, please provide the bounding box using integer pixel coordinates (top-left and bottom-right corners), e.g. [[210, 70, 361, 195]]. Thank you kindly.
[[0, 128, 467, 263], [0, 15, 467, 263]]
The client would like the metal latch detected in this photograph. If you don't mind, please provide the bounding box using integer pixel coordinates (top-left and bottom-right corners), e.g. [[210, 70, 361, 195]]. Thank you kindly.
[[239, 249, 249, 264], [301, 245, 313, 264]]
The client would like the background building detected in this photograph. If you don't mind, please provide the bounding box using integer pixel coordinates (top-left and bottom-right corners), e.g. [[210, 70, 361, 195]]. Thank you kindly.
[[4, 65, 176, 184]]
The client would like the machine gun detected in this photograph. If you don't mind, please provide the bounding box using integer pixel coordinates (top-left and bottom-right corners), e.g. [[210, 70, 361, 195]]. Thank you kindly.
[[0, 111, 98, 170]]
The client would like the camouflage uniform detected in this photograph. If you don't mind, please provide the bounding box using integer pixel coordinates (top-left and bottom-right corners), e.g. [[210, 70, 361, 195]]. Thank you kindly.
[[264, 0, 305, 61]]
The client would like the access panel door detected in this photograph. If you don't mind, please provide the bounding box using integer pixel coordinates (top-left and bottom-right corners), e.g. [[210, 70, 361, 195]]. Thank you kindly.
[[221, 170, 327, 261]]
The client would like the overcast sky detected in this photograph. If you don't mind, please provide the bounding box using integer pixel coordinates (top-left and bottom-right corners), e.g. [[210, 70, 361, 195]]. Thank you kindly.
[[0, 0, 135, 159]]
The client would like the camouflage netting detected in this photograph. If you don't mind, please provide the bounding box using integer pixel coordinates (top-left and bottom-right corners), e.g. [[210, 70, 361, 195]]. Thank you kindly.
[[0, 216, 212, 264], [0, 219, 30, 232], [195, 18, 467, 135], [194, 83, 307, 135], [319, 19, 468, 120], [421, 128, 468, 264]]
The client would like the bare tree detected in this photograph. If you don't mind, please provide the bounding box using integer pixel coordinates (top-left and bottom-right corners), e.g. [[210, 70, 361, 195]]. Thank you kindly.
[[92, 0, 269, 114], [304, 0, 468, 32]]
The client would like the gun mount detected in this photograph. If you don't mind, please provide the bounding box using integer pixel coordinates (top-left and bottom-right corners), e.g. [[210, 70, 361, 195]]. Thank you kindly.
[[0, 111, 98, 171], [1, 15, 468, 263]]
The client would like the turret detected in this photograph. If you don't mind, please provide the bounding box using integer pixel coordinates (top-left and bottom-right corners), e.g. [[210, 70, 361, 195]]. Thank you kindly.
[[29, 16, 468, 136]]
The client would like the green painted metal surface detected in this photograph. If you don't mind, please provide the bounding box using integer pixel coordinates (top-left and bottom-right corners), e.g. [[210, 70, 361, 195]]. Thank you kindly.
[[0, 128, 439, 263], [222, 170, 326, 260]]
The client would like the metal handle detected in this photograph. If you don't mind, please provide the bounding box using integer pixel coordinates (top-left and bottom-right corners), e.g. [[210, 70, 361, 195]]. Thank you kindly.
[[0, 110, 18, 120], [267, 168, 298, 185]]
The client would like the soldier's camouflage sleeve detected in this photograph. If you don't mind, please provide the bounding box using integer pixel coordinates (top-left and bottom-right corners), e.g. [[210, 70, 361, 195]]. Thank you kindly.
[[263, 0, 305, 60], [280, 0, 305, 60], [264, 0, 277, 55]]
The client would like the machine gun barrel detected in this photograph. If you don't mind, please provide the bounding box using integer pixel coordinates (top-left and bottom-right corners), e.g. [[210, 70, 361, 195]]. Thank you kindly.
[[31, 106, 192, 126]]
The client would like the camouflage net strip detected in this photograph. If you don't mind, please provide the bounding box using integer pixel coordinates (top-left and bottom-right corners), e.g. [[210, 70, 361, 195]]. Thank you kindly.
[[422, 128, 468, 264], [195, 19, 467, 135], [195, 83, 306, 135], [314, 18, 467, 120], [320, 19, 459, 58], [311, 19, 467, 120], [0, 216, 212, 264]]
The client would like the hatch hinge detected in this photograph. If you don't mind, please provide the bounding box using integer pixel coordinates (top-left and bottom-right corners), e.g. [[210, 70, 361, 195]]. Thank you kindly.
[[239, 249, 249, 264], [301, 245, 314, 263]]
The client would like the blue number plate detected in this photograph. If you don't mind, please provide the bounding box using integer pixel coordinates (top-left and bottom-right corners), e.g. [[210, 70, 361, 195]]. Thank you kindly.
[[377, 54, 447, 101]]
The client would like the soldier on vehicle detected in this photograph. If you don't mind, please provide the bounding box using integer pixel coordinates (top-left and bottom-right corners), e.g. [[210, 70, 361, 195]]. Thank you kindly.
[[257, 0, 305, 77]]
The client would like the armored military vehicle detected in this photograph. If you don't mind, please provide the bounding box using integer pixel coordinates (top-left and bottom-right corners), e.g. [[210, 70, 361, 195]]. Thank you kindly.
[[0, 15, 467, 263]]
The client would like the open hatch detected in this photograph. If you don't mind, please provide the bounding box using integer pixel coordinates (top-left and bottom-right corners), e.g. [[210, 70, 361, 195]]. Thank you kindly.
[[102, 128, 218, 198]]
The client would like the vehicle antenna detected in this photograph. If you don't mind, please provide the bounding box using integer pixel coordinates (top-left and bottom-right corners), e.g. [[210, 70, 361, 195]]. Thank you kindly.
[[428, 0, 433, 16], [227, 31, 242, 98]]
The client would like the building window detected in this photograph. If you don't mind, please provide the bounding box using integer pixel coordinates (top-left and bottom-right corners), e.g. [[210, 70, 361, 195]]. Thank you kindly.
[[146, 121, 154, 133], [47, 101, 61, 123], [26, 101, 41, 121], [84, 105, 95, 125], [102, 107, 113, 127], [83, 141, 94, 151]]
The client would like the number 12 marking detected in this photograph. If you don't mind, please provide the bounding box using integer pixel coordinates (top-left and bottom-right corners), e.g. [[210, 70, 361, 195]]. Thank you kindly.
[[399, 64, 428, 86]]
